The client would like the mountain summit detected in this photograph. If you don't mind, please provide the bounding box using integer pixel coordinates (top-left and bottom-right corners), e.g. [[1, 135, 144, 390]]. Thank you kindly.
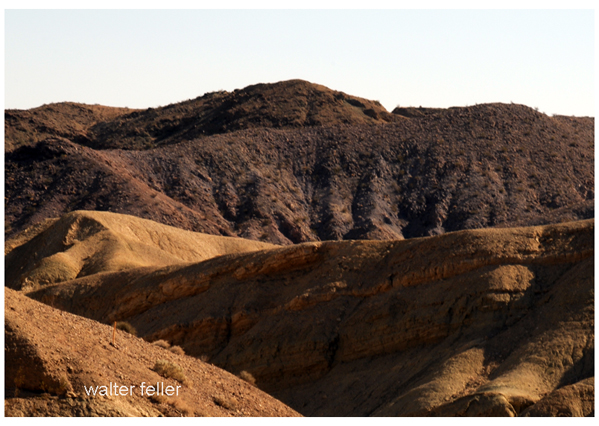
[[6, 79, 398, 151]]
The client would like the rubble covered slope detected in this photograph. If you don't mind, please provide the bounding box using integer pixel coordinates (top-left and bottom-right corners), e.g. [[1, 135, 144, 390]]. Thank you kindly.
[[5, 288, 301, 417]]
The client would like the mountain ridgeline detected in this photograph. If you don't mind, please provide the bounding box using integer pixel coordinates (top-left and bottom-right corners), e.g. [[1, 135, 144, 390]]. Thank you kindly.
[[5, 79, 594, 245], [4, 80, 595, 417]]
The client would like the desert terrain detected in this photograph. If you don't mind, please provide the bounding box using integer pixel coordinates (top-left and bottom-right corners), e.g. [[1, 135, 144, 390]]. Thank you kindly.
[[5, 287, 300, 417], [4, 80, 594, 416], [5, 80, 593, 244]]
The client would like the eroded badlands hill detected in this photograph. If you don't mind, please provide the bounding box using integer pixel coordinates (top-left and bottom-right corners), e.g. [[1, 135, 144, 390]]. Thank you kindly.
[[5, 288, 301, 417], [21, 213, 594, 416]]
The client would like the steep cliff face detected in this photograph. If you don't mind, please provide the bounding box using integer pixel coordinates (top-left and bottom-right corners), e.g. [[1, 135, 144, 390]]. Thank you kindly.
[[25, 216, 594, 416]]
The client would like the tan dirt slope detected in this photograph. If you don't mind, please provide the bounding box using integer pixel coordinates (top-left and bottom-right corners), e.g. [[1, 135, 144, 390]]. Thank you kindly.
[[5, 210, 276, 291], [24, 215, 594, 416], [5, 288, 301, 417]]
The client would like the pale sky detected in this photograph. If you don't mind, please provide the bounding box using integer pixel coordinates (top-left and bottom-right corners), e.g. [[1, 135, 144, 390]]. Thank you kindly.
[[3, 6, 595, 117]]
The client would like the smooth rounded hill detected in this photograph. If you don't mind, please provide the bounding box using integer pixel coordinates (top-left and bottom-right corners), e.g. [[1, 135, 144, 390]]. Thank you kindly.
[[25, 217, 594, 416], [5, 288, 301, 417], [5, 210, 276, 291]]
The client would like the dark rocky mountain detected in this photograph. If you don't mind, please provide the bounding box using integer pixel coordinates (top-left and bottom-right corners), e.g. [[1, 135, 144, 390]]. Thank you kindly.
[[5, 79, 397, 151], [5, 84, 594, 243], [5, 102, 135, 152]]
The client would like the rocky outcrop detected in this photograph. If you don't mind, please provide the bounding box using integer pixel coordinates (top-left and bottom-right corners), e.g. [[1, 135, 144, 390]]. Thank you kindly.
[[25, 217, 594, 416], [520, 377, 594, 417], [5, 288, 300, 417]]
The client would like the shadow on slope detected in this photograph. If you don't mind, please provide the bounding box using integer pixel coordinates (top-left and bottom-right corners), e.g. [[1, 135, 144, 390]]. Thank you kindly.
[[5, 288, 300, 417], [21, 216, 594, 416], [5, 210, 276, 291]]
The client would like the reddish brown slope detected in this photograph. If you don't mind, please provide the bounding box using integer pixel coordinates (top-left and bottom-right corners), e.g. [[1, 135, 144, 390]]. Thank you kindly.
[[5, 102, 135, 152], [4, 137, 231, 239], [80, 79, 399, 150], [5, 80, 398, 151], [5, 288, 301, 417]]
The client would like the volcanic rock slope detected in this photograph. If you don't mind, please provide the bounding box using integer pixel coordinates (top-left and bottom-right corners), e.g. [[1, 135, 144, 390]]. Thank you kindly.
[[5, 288, 301, 417], [5, 80, 594, 244], [5, 102, 136, 152], [12, 212, 595, 417], [5, 79, 396, 152]]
